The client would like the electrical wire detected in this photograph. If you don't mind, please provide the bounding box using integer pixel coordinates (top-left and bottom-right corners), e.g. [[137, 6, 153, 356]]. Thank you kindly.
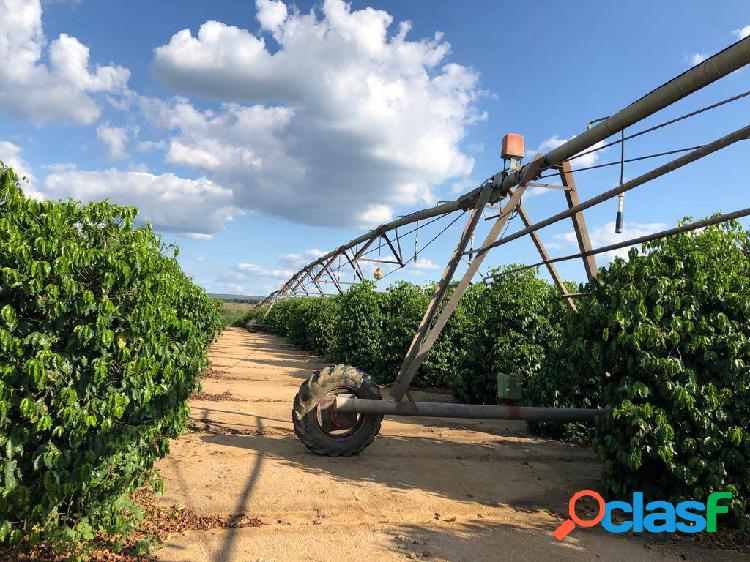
[[325, 211, 458, 278], [484, 206, 750, 284], [329, 212, 450, 275], [380, 211, 467, 279], [296, 210, 464, 293], [289, 87, 750, 296], [569, 88, 750, 162], [537, 145, 703, 179], [335, 178, 493, 273]]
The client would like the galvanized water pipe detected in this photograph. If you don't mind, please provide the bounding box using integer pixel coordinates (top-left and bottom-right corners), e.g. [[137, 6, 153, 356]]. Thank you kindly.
[[335, 396, 602, 422], [262, 36, 750, 304]]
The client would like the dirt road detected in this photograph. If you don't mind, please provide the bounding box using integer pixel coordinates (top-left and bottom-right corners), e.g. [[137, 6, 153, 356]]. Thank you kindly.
[[154, 328, 745, 562]]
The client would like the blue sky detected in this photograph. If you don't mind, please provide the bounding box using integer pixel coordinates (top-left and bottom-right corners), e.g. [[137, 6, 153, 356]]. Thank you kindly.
[[1, 0, 748, 296]]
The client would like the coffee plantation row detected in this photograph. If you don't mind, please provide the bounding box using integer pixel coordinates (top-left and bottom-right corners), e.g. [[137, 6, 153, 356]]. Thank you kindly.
[[0, 166, 223, 554], [243, 219, 750, 531], [2, 149, 748, 557]]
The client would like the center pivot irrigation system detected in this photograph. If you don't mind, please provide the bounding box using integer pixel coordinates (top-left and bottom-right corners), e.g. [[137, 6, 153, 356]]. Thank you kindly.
[[256, 36, 750, 456]]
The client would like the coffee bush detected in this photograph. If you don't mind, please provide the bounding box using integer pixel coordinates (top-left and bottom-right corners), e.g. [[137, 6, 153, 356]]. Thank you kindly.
[[454, 267, 568, 404], [531, 220, 750, 528], [245, 269, 566, 401], [0, 166, 222, 548]]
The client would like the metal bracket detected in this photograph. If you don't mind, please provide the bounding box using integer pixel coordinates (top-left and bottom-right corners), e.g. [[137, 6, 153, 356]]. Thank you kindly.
[[358, 258, 400, 264], [526, 182, 570, 191]]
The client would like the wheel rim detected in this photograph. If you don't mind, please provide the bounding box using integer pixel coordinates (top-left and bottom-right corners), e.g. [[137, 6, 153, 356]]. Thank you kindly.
[[315, 387, 364, 439]]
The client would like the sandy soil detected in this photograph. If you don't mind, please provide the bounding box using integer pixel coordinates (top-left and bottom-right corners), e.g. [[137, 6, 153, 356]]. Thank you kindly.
[[154, 327, 747, 562]]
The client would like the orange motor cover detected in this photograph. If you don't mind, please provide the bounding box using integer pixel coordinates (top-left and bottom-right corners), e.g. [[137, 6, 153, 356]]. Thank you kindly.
[[501, 133, 525, 159]]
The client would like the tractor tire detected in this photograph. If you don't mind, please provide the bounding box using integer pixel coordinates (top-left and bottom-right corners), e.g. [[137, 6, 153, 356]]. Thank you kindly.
[[292, 364, 383, 456]]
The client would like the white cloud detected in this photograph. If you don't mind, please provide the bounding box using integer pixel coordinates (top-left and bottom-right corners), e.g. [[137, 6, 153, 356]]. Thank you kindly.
[[0, 140, 35, 181], [689, 52, 708, 66], [549, 220, 667, 264], [182, 232, 213, 240], [450, 177, 477, 194], [536, 135, 605, 169], [256, 0, 287, 34], [345, 255, 438, 280], [521, 135, 607, 200], [200, 280, 251, 296], [137, 139, 166, 152], [44, 162, 77, 173], [236, 262, 293, 279], [523, 186, 552, 198], [733, 25, 750, 40], [96, 124, 132, 159], [357, 203, 393, 226], [200, 251, 323, 296], [410, 257, 439, 270], [148, 0, 482, 226], [41, 0, 81, 6], [0, 140, 46, 200], [278, 248, 327, 268], [0, 0, 129, 124], [43, 169, 238, 236]]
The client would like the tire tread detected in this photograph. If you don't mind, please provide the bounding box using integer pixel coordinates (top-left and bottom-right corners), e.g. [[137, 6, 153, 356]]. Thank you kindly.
[[292, 365, 382, 456]]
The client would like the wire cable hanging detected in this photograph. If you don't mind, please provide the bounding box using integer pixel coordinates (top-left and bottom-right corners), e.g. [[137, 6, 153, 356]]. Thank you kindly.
[[381, 211, 467, 279], [472, 122, 750, 260], [268, 40, 750, 307], [323, 212, 449, 279], [296, 210, 465, 292], [485, 206, 750, 282], [538, 145, 704, 178], [569, 87, 750, 163]]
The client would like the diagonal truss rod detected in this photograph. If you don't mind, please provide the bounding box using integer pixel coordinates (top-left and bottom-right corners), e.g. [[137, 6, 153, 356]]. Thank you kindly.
[[560, 160, 598, 280], [259, 36, 750, 307], [344, 250, 364, 280], [490, 207, 750, 278], [325, 267, 344, 295], [391, 160, 544, 401], [381, 232, 405, 266], [474, 122, 750, 258], [516, 203, 574, 310], [394, 185, 493, 398], [387, 120, 750, 400]]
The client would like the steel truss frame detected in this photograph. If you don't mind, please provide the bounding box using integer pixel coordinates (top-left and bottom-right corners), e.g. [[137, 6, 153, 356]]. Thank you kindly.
[[258, 36, 750, 421]]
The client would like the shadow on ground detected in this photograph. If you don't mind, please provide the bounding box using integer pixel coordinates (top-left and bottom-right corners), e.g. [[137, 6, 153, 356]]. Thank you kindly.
[[199, 430, 598, 515]]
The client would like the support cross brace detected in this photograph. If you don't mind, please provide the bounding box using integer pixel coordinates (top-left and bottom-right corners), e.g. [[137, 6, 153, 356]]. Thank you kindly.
[[560, 160, 598, 280], [515, 201, 575, 310], [312, 254, 339, 283], [325, 267, 344, 295], [391, 160, 545, 401], [381, 232, 405, 267], [344, 250, 364, 281], [392, 185, 493, 402]]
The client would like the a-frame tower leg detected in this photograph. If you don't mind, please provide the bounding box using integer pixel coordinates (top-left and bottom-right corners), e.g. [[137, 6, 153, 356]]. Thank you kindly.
[[560, 160, 598, 280], [516, 202, 575, 310]]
